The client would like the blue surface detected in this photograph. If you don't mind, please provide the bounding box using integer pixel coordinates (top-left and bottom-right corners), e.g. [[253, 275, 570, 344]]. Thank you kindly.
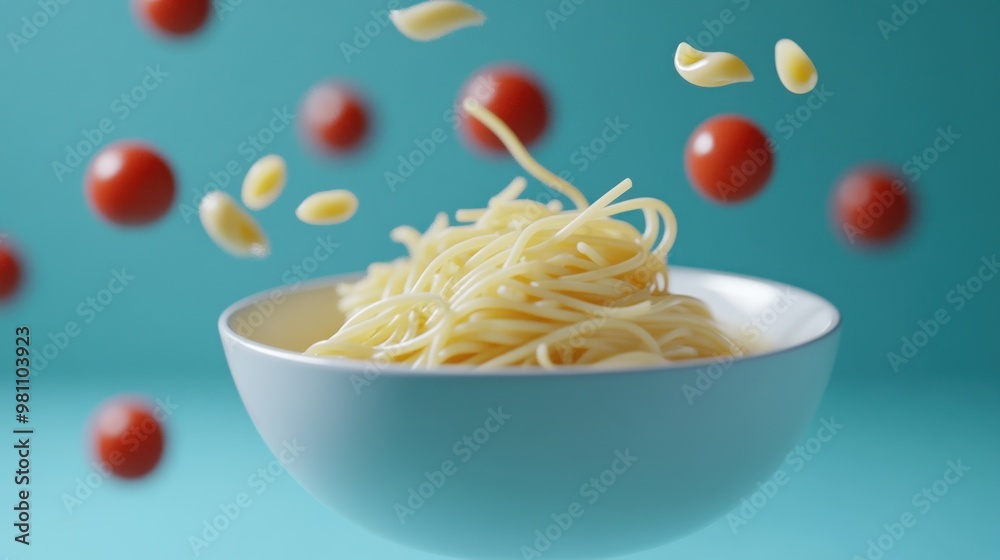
[[1, 0, 998, 558], [27, 375, 1000, 559]]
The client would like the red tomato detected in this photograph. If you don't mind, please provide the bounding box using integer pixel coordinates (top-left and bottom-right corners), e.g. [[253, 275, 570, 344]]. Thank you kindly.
[[0, 241, 23, 302], [459, 66, 549, 153], [832, 166, 912, 245], [134, 0, 211, 36], [85, 142, 176, 226], [299, 82, 370, 155], [92, 398, 166, 479], [684, 114, 775, 203]]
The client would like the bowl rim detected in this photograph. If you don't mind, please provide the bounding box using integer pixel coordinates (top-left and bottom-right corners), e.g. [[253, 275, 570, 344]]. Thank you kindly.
[[218, 265, 841, 377]]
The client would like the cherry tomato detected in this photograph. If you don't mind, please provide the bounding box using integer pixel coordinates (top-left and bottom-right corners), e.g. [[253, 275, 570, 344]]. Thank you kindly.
[[92, 398, 166, 479], [459, 66, 549, 153], [832, 166, 912, 245], [684, 114, 775, 203], [299, 82, 370, 155], [134, 0, 211, 36], [0, 241, 23, 303], [85, 141, 176, 226]]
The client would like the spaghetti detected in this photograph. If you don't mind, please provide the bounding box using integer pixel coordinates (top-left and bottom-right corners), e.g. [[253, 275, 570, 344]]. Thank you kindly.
[[304, 99, 738, 368]]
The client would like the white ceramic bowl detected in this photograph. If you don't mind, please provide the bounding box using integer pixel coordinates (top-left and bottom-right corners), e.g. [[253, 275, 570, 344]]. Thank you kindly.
[[219, 266, 840, 559]]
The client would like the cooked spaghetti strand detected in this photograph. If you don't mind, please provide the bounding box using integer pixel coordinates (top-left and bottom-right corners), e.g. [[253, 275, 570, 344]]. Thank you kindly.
[[305, 103, 737, 368]]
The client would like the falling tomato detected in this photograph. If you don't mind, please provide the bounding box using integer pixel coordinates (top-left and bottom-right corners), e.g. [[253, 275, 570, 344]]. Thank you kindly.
[[134, 0, 212, 36], [684, 114, 775, 203], [91, 398, 166, 479], [832, 166, 912, 245], [299, 82, 370, 155], [459, 65, 550, 153], [85, 141, 176, 226]]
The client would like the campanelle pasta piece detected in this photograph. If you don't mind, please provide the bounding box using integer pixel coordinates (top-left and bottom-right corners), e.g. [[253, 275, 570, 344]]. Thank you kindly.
[[673, 42, 754, 88], [389, 1, 485, 42], [296, 190, 359, 225], [775, 39, 818, 94], [199, 191, 269, 258], [241, 154, 287, 210]]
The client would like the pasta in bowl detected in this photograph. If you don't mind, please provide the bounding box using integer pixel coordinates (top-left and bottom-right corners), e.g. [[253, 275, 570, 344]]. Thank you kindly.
[[218, 100, 839, 558], [304, 99, 739, 370], [219, 267, 839, 558]]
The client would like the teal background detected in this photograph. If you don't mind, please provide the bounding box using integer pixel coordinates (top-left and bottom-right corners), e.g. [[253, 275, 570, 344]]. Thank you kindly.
[[1, 0, 998, 558]]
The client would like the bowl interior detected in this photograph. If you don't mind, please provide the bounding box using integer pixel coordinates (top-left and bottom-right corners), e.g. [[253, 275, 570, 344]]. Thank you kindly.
[[225, 266, 839, 364]]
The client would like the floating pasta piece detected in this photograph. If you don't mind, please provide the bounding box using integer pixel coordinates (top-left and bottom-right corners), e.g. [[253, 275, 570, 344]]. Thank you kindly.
[[389, 1, 485, 41], [673, 42, 754, 88], [296, 190, 359, 225], [241, 154, 286, 210], [199, 191, 269, 258], [775, 39, 817, 94]]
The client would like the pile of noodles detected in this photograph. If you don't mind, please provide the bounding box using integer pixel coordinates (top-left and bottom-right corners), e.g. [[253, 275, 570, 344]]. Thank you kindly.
[[305, 100, 737, 368]]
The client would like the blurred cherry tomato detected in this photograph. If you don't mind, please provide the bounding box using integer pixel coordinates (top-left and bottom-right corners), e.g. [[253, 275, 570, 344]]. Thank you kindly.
[[85, 141, 176, 226], [0, 241, 23, 303], [134, 0, 211, 36], [299, 82, 370, 155], [459, 66, 549, 153], [92, 398, 165, 479], [684, 114, 775, 203], [832, 166, 912, 245]]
